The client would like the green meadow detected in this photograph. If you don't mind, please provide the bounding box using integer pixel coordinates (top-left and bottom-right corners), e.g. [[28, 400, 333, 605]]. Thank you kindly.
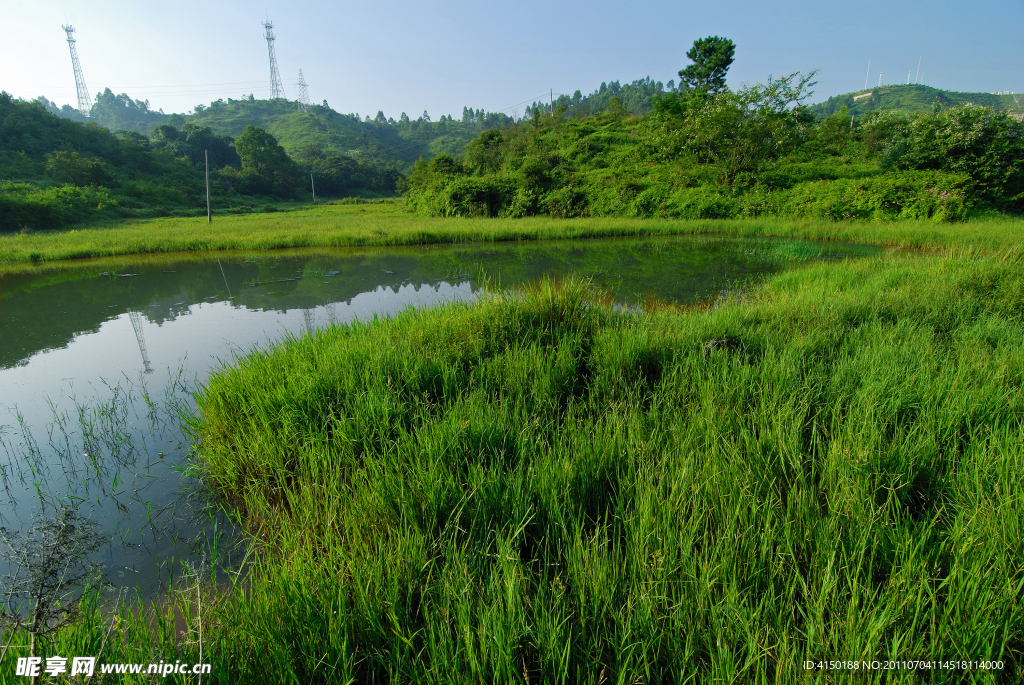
[[4, 214, 1020, 683], [3, 202, 1024, 274]]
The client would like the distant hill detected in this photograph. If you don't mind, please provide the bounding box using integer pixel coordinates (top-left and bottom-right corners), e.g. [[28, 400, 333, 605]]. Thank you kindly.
[[811, 84, 1020, 118], [36, 92, 512, 172], [182, 98, 510, 171]]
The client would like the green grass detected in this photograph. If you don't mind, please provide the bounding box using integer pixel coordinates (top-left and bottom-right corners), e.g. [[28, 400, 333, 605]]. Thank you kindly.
[[3, 220, 1023, 683], [2, 203, 1024, 275], [184, 247, 1022, 681]]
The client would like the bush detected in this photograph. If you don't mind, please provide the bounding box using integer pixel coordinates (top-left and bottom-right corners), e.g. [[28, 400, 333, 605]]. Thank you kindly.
[[0, 182, 119, 231], [757, 171, 972, 221], [665, 186, 738, 219], [877, 105, 1024, 209]]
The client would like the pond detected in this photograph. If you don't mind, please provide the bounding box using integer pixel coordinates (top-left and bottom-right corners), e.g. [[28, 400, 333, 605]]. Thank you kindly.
[[0, 234, 881, 599]]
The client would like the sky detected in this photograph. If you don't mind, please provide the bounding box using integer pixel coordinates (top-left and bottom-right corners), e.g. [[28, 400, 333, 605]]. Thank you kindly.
[[4, 0, 1023, 119]]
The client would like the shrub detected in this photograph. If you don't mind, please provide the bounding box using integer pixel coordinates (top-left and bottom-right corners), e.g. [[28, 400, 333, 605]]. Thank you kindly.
[[750, 171, 972, 221], [0, 182, 119, 231]]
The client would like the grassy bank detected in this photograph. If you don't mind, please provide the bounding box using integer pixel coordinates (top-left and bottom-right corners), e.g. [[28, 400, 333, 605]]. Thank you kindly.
[[2, 221, 1022, 682], [178, 244, 1023, 681], [2, 202, 1024, 273]]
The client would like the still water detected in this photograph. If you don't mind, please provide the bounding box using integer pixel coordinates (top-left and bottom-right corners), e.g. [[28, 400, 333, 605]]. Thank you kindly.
[[0, 234, 879, 597]]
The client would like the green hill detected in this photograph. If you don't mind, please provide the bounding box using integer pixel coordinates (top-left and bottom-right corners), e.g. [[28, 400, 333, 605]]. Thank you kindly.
[[182, 97, 509, 171], [811, 84, 1021, 118], [38, 91, 514, 173]]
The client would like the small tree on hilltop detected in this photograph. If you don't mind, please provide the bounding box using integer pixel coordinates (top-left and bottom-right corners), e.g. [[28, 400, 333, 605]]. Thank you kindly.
[[679, 36, 736, 95]]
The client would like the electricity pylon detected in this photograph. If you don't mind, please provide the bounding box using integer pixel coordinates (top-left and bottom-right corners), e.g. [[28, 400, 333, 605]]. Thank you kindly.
[[296, 70, 310, 112], [128, 310, 153, 375], [263, 21, 286, 99], [62, 24, 93, 116]]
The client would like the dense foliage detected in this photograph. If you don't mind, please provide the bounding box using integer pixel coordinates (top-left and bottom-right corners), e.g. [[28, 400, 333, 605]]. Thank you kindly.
[[404, 80, 1024, 221], [184, 97, 513, 171], [0, 93, 404, 231], [38, 89, 516, 172], [1, 92, 204, 230], [528, 77, 678, 119]]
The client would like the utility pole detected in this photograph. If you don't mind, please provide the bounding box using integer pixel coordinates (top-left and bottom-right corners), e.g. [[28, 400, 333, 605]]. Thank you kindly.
[[205, 149, 211, 223], [864, 58, 870, 90], [310, 173, 316, 203], [62, 24, 93, 116], [550, 89, 553, 115]]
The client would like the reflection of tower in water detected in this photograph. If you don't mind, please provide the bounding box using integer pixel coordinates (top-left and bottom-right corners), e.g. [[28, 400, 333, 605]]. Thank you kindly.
[[323, 303, 338, 327], [128, 310, 153, 374], [302, 309, 314, 336]]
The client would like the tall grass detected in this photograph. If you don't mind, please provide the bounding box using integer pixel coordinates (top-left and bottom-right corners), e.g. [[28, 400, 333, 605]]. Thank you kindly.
[[172, 250, 1024, 682], [2, 201, 1024, 271]]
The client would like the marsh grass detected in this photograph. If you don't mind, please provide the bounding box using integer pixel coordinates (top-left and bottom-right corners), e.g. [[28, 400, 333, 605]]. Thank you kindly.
[[169, 250, 1024, 682], [2, 202, 1023, 273]]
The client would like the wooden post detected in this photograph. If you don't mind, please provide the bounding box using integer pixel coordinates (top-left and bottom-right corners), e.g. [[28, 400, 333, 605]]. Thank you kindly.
[[205, 149, 211, 223]]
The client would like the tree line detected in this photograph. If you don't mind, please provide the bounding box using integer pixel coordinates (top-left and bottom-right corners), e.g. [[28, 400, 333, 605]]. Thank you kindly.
[[404, 37, 1024, 221], [0, 92, 399, 231]]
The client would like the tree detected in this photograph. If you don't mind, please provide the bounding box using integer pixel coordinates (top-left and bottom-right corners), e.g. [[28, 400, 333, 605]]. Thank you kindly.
[[45, 151, 108, 186], [234, 125, 296, 193], [679, 36, 736, 95]]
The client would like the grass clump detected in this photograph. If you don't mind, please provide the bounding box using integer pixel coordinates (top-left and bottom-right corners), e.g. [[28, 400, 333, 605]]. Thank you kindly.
[[189, 253, 1024, 681]]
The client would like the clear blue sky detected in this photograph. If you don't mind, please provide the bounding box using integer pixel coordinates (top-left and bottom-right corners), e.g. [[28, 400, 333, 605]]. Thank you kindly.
[[5, 0, 1022, 119]]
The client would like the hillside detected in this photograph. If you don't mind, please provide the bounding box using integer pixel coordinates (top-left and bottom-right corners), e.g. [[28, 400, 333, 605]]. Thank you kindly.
[[811, 84, 1020, 118], [0, 93, 402, 230], [404, 72, 1024, 221], [39, 92, 513, 172], [183, 98, 508, 170], [35, 82, 1022, 175]]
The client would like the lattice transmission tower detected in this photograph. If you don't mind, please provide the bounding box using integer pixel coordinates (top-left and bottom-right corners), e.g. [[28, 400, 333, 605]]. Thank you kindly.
[[263, 21, 286, 99], [296, 70, 310, 111], [128, 310, 153, 375], [62, 24, 93, 116]]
